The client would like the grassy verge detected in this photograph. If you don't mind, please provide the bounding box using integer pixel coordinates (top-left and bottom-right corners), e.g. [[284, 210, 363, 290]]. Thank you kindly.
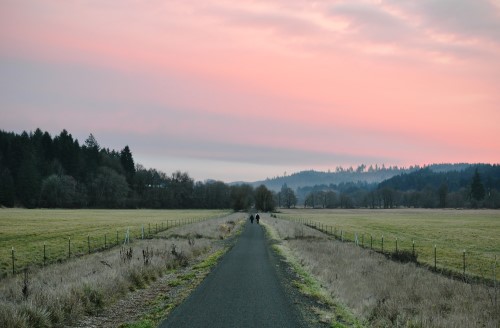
[[264, 214, 499, 328], [117, 218, 244, 328], [121, 248, 230, 328], [263, 220, 364, 327]]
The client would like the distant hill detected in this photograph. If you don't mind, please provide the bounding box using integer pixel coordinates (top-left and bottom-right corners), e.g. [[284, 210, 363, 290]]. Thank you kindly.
[[241, 164, 473, 192], [245, 166, 410, 192]]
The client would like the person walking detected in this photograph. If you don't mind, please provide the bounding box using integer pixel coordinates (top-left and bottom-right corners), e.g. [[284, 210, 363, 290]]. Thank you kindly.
[[250, 214, 254, 224], [255, 214, 260, 224]]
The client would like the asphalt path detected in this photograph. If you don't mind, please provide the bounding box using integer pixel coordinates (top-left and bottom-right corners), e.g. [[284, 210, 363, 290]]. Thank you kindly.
[[158, 220, 308, 328]]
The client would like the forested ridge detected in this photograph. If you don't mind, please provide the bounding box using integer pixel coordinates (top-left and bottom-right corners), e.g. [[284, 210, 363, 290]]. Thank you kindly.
[[0, 128, 265, 210], [1, 128, 499, 209], [299, 164, 500, 209]]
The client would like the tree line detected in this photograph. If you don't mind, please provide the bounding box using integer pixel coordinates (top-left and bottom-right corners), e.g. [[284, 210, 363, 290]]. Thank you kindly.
[[2, 128, 498, 210], [300, 165, 500, 209], [0, 128, 279, 211]]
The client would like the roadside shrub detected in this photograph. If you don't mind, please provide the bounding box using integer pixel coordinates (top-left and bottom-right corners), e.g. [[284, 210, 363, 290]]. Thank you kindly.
[[61, 289, 86, 324], [170, 244, 188, 267], [128, 269, 146, 289], [390, 250, 417, 263], [82, 284, 105, 315], [0, 303, 28, 328], [19, 302, 51, 328]]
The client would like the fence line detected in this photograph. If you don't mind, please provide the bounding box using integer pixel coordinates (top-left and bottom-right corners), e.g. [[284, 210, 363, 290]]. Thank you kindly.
[[5, 217, 207, 278], [280, 216, 499, 285]]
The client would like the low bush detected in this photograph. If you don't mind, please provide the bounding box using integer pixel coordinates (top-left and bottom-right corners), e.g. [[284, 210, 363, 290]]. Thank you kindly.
[[390, 249, 417, 263]]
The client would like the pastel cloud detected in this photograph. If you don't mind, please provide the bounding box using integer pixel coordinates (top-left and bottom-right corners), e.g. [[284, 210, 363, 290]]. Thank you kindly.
[[1, 0, 499, 181]]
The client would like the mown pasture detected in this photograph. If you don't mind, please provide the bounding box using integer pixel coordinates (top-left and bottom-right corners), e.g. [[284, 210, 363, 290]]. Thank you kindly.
[[278, 208, 499, 280], [0, 209, 230, 277]]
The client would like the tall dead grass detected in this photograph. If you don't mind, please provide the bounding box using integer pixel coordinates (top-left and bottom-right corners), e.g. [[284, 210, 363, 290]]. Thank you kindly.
[[158, 214, 243, 240], [264, 215, 499, 327], [0, 213, 244, 328]]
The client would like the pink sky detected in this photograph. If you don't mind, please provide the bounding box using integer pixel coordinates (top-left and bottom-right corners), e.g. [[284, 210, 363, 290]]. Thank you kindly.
[[1, 0, 499, 182]]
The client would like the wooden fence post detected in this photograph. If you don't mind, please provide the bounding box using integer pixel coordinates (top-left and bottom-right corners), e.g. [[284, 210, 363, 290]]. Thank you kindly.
[[11, 247, 15, 275], [434, 245, 437, 271], [494, 255, 497, 307], [381, 235, 384, 253], [88, 235, 90, 254], [463, 250, 466, 278], [68, 237, 71, 258], [43, 243, 46, 266]]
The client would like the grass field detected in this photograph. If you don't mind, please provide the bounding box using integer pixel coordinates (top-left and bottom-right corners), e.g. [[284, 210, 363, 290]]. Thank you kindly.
[[278, 208, 500, 280], [0, 209, 230, 277]]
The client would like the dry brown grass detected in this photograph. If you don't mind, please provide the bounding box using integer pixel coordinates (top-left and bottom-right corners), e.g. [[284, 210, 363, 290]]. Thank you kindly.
[[157, 214, 242, 240], [263, 214, 500, 327], [0, 213, 245, 328]]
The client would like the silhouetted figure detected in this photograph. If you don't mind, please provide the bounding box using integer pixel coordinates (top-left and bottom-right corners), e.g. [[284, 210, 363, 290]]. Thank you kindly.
[[249, 214, 254, 224], [255, 214, 260, 224]]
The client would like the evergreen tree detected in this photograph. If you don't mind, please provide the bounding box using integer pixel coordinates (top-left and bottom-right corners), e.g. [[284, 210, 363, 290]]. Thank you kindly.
[[471, 168, 485, 201], [82, 134, 101, 177], [120, 145, 135, 183], [438, 183, 448, 208], [16, 158, 41, 208], [53, 130, 80, 177], [0, 168, 15, 207]]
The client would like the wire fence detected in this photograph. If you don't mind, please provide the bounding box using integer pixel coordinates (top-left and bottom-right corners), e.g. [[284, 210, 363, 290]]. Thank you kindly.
[[3, 217, 206, 279], [280, 216, 499, 286]]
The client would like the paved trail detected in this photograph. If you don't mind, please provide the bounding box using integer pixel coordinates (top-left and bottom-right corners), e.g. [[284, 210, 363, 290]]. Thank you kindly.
[[159, 221, 308, 328]]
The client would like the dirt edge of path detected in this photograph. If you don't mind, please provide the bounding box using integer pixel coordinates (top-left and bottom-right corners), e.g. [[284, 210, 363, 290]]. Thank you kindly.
[[73, 221, 243, 328]]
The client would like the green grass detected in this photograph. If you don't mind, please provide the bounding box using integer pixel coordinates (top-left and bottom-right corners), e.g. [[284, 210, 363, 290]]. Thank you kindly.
[[278, 208, 500, 280], [119, 319, 155, 328], [193, 248, 226, 270], [0, 209, 230, 277]]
